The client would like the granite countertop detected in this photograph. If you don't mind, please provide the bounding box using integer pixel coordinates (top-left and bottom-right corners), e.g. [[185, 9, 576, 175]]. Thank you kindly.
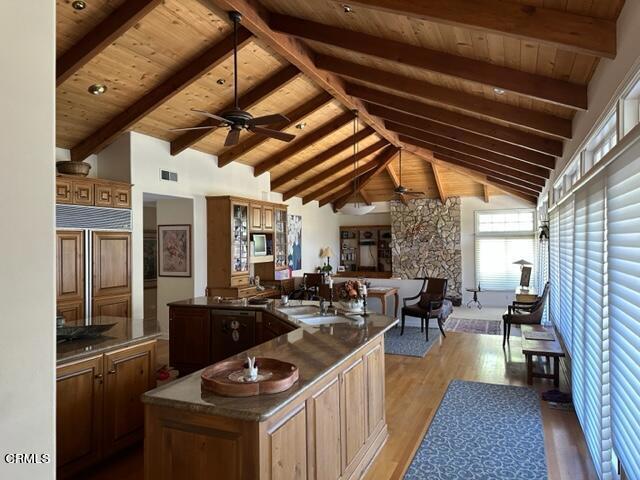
[[143, 299, 397, 421], [57, 317, 161, 365]]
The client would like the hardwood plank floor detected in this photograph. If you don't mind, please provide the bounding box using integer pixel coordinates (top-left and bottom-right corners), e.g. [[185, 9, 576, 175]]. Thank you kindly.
[[80, 334, 595, 480]]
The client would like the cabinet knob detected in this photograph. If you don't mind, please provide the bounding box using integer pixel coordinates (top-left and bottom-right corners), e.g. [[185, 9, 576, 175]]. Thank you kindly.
[[107, 369, 116, 375], [94, 373, 103, 379]]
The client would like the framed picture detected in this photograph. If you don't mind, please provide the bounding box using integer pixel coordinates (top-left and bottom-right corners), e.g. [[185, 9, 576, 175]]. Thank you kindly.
[[158, 224, 191, 277], [287, 214, 302, 271], [143, 230, 157, 288], [520, 266, 532, 288]]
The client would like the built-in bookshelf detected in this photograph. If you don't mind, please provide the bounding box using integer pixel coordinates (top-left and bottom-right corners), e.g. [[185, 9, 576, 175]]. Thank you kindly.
[[339, 225, 392, 277]]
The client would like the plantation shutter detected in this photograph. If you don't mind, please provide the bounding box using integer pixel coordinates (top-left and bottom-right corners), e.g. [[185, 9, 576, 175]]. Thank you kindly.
[[549, 209, 560, 328], [558, 198, 574, 353]]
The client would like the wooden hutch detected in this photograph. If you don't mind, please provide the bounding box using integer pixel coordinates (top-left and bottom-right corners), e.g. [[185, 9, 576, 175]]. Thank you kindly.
[[205, 196, 292, 298], [339, 225, 392, 278]]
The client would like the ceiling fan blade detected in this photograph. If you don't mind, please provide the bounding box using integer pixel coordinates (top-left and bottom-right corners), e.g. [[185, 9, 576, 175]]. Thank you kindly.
[[248, 113, 290, 126], [398, 193, 409, 206], [191, 109, 229, 124], [169, 125, 218, 132], [250, 126, 296, 143], [404, 191, 426, 197], [224, 128, 241, 147]]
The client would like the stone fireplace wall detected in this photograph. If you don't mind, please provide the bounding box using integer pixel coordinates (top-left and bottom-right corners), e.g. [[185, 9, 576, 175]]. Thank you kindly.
[[390, 197, 462, 300]]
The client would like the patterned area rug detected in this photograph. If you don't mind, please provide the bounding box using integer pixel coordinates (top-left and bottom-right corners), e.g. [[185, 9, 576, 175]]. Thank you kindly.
[[444, 316, 521, 337], [385, 327, 442, 357], [405, 380, 547, 480]]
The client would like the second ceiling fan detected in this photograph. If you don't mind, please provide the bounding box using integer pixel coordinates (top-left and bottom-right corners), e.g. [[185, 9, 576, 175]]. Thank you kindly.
[[392, 149, 427, 203], [170, 12, 296, 147]]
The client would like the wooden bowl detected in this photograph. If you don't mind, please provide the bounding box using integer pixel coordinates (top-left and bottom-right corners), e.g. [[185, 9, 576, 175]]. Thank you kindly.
[[201, 357, 299, 397], [56, 161, 91, 176]]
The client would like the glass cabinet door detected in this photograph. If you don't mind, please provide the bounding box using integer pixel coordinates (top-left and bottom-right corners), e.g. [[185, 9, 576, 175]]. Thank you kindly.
[[231, 203, 249, 274], [274, 209, 287, 269]]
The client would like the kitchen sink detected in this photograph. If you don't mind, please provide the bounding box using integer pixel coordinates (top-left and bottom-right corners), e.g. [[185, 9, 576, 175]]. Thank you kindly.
[[297, 315, 353, 326], [278, 305, 321, 316]]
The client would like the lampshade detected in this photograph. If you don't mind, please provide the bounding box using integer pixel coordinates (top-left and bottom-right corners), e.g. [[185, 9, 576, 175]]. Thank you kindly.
[[512, 259, 533, 266], [319, 247, 335, 258], [338, 203, 376, 215]]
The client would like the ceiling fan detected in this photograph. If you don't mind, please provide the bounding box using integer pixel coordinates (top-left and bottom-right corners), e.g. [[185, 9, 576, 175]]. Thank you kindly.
[[392, 149, 426, 202], [169, 12, 296, 147]]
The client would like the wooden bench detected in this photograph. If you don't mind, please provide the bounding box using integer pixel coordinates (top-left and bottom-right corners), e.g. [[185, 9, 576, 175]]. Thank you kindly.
[[521, 325, 565, 387]]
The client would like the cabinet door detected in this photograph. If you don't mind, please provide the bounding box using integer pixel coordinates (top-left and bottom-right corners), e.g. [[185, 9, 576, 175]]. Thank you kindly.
[[103, 341, 156, 456], [308, 379, 342, 480], [93, 294, 131, 337], [341, 357, 366, 472], [56, 178, 73, 204], [112, 186, 131, 208], [263, 206, 274, 230], [365, 343, 385, 437], [169, 307, 211, 375], [57, 230, 84, 302], [93, 231, 131, 297], [57, 300, 84, 327], [269, 406, 307, 480], [73, 180, 94, 205], [251, 204, 263, 230], [95, 183, 113, 207], [57, 355, 103, 474], [231, 203, 250, 275]]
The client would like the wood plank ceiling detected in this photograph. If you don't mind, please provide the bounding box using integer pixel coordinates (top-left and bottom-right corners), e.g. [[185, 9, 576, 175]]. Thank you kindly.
[[56, 0, 625, 207]]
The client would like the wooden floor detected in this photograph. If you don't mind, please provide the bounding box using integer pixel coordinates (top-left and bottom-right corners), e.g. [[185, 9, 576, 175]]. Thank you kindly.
[[81, 333, 595, 480]]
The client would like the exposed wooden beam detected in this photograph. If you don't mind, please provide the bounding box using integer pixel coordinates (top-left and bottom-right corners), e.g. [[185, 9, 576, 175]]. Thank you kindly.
[[433, 153, 542, 193], [483, 184, 490, 203], [390, 123, 551, 178], [431, 163, 446, 203], [70, 28, 252, 161], [407, 138, 545, 188], [348, 84, 563, 156], [359, 190, 372, 206], [317, 56, 572, 139], [486, 176, 542, 196], [302, 159, 380, 204], [217, 92, 332, 167], [386, 164, 400, 188], [204, 0, 400, 150], [371, 105, 555, 169], [281, 139, 387, 200], [56, 0, 162, 86], [343, 0, 616, 58], [271, 127, 374, 190], [253, 110, 354, 176], [270, 13, 587, 109], [171, 65, 301, 156], [334, 146, 400, 209]]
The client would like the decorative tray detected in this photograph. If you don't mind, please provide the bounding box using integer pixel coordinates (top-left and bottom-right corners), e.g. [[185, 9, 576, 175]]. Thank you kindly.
[[56, 323, 116, 341], [201, 357, 299, 397]]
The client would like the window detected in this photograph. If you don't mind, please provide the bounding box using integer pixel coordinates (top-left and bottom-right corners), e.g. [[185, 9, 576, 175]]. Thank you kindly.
[[586, 112, 618, 171], [474, 210, 536, 291]]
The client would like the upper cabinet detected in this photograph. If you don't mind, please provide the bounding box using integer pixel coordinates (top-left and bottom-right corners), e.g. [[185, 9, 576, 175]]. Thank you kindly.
[[56, 175, 131, 209], [250, 203, 274, 231]]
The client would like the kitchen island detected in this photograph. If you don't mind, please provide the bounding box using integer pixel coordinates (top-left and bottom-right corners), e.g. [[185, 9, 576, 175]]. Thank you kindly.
[[142, 299, 397, 480]]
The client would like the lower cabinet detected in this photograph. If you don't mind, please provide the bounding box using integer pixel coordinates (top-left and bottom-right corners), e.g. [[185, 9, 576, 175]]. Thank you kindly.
[[169, 307, 211, 375], [93, 294, 131, 338], [57, 300, 84, 327], [57, 340, 156, 478], [144, 336, 387, 480]]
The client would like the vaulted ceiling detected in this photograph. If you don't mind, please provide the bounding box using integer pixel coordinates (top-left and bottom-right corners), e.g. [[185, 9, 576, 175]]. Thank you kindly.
[[56, 0, 626, 207]]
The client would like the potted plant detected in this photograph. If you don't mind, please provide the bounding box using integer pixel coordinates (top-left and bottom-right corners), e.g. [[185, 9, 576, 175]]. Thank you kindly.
[[337, 280, 365, 312]]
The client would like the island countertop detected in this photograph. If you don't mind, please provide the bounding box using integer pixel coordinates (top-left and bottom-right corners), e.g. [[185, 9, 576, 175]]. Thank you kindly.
[[142, 299, 397, 421], [57, 317, 161, 365]]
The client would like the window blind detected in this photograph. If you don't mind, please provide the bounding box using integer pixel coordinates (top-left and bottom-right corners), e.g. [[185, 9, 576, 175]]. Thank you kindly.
[[607, 152, 640, 479], [558, 199, 575, 354], [572, 177, 611, 479], [475, 236, 535, 290], [549, 209, 560, 328]]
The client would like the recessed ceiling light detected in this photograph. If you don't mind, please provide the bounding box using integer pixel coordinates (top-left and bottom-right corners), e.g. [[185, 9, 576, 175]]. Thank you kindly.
[[216, 78, 226, 85], [493, 87, 506, 95], [295, 122, 307, 130], [72, 0, 87, 10], [342, 4, 354, 13], [88, 83, 107, 95]]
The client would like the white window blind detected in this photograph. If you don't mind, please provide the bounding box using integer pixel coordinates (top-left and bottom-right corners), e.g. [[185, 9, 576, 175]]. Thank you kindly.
[[558, 199, 574, 354], [607, 152, 640, 480], [572, 177, 611, 480], [549, 209, 560, 327], [475, 210, 536, 291]]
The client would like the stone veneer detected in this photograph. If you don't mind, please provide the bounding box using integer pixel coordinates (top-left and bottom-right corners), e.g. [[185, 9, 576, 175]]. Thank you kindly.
[[390, 197, 462, 300]]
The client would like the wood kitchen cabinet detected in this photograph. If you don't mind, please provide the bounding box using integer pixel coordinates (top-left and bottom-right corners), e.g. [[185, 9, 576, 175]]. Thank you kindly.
[[57, 341, 156, 479], [103, 341, 156, 456], [57, 355, 103, 478], [55, 175, 131, 209], [263, 205, 274, 230], [251, 204, 264, 230], [211, 310, 256, 362], [93, 295, 131, 337], [92, 231, 132, 297], [56, 178, 73, 204], [267, 406, 307, 480], [307, 379, 342, 480], [56, 230, 84, 303], [169, 307, 211, 375], [365, 343, 385, 437], [73, 179, 95, 206], [57, 300, 84, 326], [341, 357, 367, 470]]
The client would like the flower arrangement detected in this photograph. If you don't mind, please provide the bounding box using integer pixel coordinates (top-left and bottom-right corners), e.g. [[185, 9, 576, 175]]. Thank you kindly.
[[338, 280, 364, 301]]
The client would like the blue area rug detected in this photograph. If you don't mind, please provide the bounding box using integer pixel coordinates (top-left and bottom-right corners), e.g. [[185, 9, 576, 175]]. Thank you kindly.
[[385, 326, 441, 357], [405, 380, 548, 480]]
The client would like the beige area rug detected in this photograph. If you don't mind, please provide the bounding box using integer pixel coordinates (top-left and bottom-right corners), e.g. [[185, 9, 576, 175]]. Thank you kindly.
[[444, 307, 521, 337]]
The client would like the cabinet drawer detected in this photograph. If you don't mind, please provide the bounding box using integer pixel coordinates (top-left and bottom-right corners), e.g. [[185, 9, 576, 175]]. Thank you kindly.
[[95, 184, 113, 207], [56, 178, 73, 204], [230, 275, 250, 287], [73, 181, 94, 206], [112, 186, 131, 208]]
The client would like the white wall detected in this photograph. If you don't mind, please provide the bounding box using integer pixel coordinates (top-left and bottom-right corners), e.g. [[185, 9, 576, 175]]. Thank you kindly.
[[461, 194, 534, 307], [0, 2, 56, 479]]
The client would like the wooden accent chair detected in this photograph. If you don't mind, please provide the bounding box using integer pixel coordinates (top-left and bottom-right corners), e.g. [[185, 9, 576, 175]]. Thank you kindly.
[[401, 277, 448, 341], [502, 282, 550, 346], [302, 273, 325, 298]]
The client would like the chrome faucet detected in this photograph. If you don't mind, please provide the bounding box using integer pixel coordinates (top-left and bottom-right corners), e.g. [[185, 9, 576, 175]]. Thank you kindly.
[[319, 298, 328, 315]]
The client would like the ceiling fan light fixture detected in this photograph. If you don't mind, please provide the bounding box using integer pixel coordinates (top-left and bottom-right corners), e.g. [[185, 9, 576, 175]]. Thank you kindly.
[[339, 204, 375, 215]]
